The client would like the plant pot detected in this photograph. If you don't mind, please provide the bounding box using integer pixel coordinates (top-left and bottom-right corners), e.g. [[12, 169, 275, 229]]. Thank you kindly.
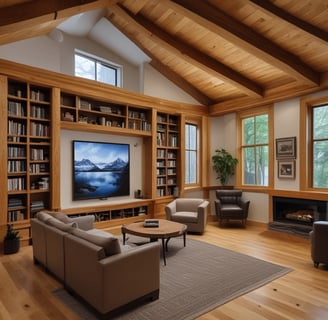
[[3, 238, 20, 254]]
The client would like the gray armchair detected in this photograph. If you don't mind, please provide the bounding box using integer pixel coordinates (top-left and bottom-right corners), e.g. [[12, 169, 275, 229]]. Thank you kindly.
[[165, 198, 209, 234], [215, 190, 250, 227], [310, 221, 328, 268]]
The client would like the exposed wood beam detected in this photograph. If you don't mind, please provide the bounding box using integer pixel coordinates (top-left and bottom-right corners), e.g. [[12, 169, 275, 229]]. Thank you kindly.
[[209, 71, 328, 116], [0, 0, 106, 27], [247, 0, 328, 44], [106, 6, 212, 105], [115, 4, 263, 98], [169, 0, 320, 86], [0, 0, 113, 45], [150, 58, 213, 106]]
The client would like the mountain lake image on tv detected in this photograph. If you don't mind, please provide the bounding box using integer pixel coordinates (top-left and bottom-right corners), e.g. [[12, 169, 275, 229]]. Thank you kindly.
[[73, 140, 130, 200]]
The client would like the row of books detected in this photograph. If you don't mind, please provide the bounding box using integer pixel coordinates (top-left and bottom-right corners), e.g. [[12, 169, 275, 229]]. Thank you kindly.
[[8, 101, 26, 116]]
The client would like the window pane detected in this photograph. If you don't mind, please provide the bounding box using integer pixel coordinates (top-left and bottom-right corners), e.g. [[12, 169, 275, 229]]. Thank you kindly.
[[243, 117, 254, 145], [313, 141, 328, 188], [256, 145, 268, 186], [97, 62, 117, 86], [185, 125, 190, 149], [75, 55, 95, 80], [243, 146, 268, 186], [185, 151, 197, 183], [313, 105, 328, 139], [255, 114, 268, 144], [189, 125, 197, 149], [243, 147, 255, 184], [185, 123, 197, 184]]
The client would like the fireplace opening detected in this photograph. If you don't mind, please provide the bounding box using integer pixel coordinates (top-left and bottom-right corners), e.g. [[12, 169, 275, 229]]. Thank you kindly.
[[270, 196, 328, 237]]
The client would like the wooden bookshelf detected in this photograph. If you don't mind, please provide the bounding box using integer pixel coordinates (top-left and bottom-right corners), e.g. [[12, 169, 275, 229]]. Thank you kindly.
[[156, 112, 180, 198], [1, 76, 53, 242], [60, 92, 152, 136]]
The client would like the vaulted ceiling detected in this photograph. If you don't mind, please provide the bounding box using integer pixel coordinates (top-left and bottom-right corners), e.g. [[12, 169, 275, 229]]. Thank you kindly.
[[1, 0, 328, 115]]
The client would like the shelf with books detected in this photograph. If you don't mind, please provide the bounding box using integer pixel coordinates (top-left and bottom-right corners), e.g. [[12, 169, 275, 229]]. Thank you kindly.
[[60, 92, 152, 134], [4, 78, 52, 228], [155, 112, 180, 198]]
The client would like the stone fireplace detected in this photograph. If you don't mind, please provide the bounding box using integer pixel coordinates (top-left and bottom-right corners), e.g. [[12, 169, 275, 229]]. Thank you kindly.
[[269, 196, 328, 237]]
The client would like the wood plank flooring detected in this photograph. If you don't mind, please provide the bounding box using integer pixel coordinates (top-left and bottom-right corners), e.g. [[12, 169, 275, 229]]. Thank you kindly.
[[0, 222, 327, 320]]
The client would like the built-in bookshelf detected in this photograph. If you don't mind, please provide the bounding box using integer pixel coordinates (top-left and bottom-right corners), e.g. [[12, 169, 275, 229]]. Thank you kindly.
[[61, 201, 152, 228], [60, 93, 152, 134], [6, 79, 52, 226], [156, 112, 179, 197]]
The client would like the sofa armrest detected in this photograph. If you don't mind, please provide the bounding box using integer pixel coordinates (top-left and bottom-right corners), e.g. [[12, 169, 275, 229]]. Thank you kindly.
[[69, 215, 95, 230], [100, 242, 160, 311], [165, 200, 177, 220], [197, 200, 209, 214]]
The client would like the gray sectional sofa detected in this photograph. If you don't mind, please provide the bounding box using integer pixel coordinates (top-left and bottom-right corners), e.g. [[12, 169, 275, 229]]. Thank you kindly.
[[30, 211, 160, 317]]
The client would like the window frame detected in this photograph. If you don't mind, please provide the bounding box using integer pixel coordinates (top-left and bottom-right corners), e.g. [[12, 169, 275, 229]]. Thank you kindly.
[[185, 122, 199, 186], [74, 50, 122, 87], [236, 105, 274, 190], [300, 95, 328, 191]]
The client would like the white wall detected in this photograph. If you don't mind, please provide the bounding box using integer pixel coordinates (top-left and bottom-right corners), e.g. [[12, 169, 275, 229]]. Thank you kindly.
[[60, 130, 143, 209], [143, 64, 200, 105], [0, 33, 140, 93]]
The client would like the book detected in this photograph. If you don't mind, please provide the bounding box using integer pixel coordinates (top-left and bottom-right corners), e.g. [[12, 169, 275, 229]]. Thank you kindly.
[[143, 219, 159, 228]]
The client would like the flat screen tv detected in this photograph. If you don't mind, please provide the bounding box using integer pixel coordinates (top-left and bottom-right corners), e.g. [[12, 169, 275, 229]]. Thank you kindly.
[[72, 140, 130, 200]]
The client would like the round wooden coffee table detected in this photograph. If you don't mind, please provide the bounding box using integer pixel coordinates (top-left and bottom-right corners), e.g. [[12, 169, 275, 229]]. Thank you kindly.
[[121, 219, 187, 265]]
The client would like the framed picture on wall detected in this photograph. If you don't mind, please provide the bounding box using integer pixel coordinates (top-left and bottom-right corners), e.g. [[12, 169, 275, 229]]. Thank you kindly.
[[276, 137, 296, 159], [278, 160, 295, 179]]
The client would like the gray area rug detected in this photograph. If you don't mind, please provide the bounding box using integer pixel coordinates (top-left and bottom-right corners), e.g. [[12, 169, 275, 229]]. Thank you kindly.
[[52, 237, 291, 320]]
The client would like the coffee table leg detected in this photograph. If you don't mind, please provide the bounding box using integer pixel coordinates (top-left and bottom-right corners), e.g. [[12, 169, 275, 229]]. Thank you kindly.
[[122, 231, 126, 245], [162, 239, 166, 266], [183, 231, 186, 247]]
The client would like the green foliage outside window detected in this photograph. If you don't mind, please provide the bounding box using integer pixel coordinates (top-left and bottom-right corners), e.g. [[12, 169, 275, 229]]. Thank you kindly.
[[242, 114, 268, 186], [313, 105, 328, 188]]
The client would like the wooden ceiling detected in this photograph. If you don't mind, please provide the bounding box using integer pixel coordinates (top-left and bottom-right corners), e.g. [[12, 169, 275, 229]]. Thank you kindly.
[[1, 0, 328, 115]]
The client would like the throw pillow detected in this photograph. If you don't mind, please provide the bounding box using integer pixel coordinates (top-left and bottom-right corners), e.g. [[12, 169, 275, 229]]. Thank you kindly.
[[51, 211, 71, 223], [45, 217, 77, 232], [70, 228, 121, 256], [36, 211, 52, 222]]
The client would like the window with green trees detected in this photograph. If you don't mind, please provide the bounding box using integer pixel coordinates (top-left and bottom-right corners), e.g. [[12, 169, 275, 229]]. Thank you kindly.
[[241, 114, 269, 186], [312, 104, 328, 188], [185, 123, 198, 184]]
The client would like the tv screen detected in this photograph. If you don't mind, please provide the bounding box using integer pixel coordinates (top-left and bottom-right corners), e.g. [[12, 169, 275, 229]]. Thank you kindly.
[[73, 140, 130, 200]]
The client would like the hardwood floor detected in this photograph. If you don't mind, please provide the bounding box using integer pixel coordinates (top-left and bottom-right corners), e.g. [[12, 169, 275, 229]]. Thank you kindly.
[[0, 222, 327, 320]]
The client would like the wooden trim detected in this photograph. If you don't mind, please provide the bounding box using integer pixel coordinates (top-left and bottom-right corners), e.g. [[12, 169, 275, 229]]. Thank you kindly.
[[299, 95, 328, 191], [0, 75, 8, 225]]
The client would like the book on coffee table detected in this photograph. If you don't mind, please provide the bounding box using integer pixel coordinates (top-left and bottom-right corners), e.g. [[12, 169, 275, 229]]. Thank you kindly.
[[143, 219, 159, 228]]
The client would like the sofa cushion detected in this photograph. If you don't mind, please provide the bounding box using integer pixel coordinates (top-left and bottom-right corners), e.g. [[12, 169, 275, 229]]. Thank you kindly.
[[36, 211, 53, 222], [51, 212, 95, 230], [70, 228, 121, 256], [51, 211, 71, 223], [45, 217, 77, 232]]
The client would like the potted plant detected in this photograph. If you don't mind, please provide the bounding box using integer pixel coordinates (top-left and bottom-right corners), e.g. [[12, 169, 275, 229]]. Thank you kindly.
[[212, 148, 238, 186], [3, 224, 20, 254]]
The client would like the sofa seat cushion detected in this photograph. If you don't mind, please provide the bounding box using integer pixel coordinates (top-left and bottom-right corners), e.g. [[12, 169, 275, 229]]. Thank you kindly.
[[172, 211, 198, 223], [70, 228, 121, 257]]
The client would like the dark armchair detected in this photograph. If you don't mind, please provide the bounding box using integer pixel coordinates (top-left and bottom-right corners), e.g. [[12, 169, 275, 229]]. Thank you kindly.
[[310, 221, 328, 268], [215, 190, 250, 227]]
